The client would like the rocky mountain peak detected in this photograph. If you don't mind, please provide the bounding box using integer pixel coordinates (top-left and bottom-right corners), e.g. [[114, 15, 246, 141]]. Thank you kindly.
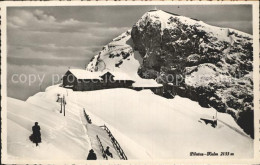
[[87, 10, 254, 138]]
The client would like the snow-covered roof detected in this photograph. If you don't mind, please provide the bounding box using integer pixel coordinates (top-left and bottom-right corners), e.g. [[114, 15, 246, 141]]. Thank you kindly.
[[106, 71, 134, 81], [68, 69, 102, 80], [68, 69, 134, 81], [133, 78, 163, 88]]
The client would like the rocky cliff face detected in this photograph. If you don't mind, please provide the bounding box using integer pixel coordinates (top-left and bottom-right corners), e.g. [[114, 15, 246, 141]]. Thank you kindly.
[[88, 10, 254, 138]]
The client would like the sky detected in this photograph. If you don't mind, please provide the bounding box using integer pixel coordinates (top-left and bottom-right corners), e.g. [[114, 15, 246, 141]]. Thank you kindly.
[[6, 5, 252, 100]]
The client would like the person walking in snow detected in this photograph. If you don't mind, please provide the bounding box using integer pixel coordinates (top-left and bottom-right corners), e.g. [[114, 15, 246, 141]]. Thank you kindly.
[[31, 122, 41, 146], [87, 149, 97, 160], [105, 146, 113, 158]]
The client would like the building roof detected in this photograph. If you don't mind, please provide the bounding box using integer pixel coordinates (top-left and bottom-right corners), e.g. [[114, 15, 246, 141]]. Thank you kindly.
[[68, 69, 134, 81], [68, 69, 102, 80], [104, 71, 134, 81]]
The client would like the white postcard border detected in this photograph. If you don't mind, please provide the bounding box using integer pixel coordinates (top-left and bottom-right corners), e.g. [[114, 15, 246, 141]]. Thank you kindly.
[[1, 1, 259, 164]]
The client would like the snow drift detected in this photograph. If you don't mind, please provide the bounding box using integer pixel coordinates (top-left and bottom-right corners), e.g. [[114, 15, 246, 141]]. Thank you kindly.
[[7, 85, 253, 159]]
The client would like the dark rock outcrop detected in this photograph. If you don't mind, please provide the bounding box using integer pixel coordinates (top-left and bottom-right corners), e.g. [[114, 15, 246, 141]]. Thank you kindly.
[[131, 10, 254, 138]]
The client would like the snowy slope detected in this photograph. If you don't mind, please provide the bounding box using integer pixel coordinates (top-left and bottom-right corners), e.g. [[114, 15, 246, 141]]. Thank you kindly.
[[7, 85, 253, 159], [7, 85, 150, 160], [7, 87, 90, 160], [71, 88, 253, 159], [87, 30, 138, 74], [86, 30, 161, 87]]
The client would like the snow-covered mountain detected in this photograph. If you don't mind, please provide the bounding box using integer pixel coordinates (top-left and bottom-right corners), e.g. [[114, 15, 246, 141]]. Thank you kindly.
[[87, 10, 254, 138], [7, 85, 253, 159], [6, 9, 254, 160]]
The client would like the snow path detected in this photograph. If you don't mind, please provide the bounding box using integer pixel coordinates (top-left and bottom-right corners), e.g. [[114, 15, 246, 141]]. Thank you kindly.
[[70, 91, 121, 159], [71, 91, 151, 159], [69, 91, 123, 159], [68, 92, 92, 151], [86, 124, 121, 160]]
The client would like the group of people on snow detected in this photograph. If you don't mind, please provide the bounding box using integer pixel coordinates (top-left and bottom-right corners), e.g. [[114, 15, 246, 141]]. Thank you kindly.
[[29, 122, 114, 160], [87, 146, 113, 160]]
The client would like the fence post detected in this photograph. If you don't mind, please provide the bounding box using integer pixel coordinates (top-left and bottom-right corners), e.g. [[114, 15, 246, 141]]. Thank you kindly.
[[60, 97, 62, 113], [63, 95, 66, 116]]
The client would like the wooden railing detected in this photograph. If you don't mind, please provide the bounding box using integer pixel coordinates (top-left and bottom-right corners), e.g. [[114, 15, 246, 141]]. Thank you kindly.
[[100, 125, 127, 160], [96, 135, 108, 159], [83, 109, 92, 124]]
